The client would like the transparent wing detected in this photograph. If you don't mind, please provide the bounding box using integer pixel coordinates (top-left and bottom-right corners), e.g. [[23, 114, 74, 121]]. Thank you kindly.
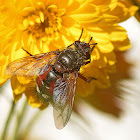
[[5, 52, 57, 77], [52, 72, 78, 129]]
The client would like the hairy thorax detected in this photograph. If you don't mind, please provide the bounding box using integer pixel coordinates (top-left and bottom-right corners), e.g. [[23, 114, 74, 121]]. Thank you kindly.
[[54, 49, 84, 73]]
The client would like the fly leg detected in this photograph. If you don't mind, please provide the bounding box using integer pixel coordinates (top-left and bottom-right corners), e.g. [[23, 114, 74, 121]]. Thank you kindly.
[[67, 43, 74, 49], [22, 47, 40, 59], [83, 61, 90, 65], [22, 47, 33, 56], [22, 48, 60, 59], [78, 73, 96, 83], [52, 49, 60, 55]]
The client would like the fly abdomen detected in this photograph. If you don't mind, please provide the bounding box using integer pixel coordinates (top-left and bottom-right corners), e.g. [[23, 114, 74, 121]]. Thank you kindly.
[[36, 69, 58, 101], [46, 71, 57, 83]]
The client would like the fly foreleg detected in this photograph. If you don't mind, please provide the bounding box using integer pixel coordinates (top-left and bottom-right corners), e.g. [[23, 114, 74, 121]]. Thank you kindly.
[[78, 73, 96, 83]]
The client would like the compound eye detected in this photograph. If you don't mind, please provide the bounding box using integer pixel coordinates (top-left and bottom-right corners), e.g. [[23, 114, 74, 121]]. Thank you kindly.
[[85, 51, 90, 60]]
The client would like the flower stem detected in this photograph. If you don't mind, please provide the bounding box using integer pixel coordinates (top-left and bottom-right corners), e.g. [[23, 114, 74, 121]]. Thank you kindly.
[[12, 99, 28, 140], [1, 101, 15, 140], [20, 111, 42, 140]]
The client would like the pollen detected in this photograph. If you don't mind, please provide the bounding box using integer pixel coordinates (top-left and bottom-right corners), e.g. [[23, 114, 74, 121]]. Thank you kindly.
[[19, 2, 66, 38]]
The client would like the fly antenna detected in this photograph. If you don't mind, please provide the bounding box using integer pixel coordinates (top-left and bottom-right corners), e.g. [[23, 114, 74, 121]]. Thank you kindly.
[[88, 37, 93, 44], [90, 43, 97, 45], [91, 43, 97, 52], [78, 28, 84, 41]]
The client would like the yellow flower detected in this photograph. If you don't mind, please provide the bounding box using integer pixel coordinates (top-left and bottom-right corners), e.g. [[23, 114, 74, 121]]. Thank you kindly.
[[109, 0, 139, 22], [0, 0, 136, 109], [119, 0, 140, 22]]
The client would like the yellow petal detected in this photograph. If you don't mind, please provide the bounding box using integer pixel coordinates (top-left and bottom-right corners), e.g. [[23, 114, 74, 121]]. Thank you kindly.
[[21, 7, 35, 17], [109, 2, 138, 22], [0, 54, 10, 86], [70, 4, 100, 22], [17, 77, 33, 85], [110, 26, 128, 41], [47, 5, 57, 13], [97, 43, 114, 53], [11, 76, 26, 95], [39, 11, 44, 23], [55, 8, 66, 16], [10, 76, 25, 103], [113, 38, 131, 51], [35, 2, 45, 10], [62, 16, 76, 27], [25, 87, 49, 109], [95, 69, 111, 88], [103, 14, 119, 24], [76, 77, 95, 97], [13, 93, 23, 103], [92, 0, 118, 11], [23, 19, 29, 28]]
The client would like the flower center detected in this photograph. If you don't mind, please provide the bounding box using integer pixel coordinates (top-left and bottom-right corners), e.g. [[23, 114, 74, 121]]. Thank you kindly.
[[19, 2, 65, 38]]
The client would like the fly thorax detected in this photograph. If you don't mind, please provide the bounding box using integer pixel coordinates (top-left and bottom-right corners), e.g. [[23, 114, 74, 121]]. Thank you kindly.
[[58, 50, 77, 68], [54, 49, 80, 73]]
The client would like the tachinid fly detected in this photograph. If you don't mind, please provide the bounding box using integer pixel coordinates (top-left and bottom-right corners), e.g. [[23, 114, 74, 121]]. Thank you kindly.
[[5, 29, 97, 129]]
